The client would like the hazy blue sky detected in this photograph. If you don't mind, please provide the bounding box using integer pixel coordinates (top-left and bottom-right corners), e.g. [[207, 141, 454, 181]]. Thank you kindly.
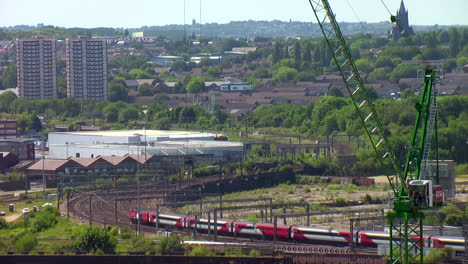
[[1, 0, 466, 28]]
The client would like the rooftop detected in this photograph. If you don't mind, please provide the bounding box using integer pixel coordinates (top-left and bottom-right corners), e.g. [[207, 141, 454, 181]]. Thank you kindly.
[[49, 130, 211, 138]]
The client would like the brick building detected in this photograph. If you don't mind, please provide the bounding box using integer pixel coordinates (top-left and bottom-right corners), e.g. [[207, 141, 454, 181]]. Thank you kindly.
[[0, 138, 35, 160], [0, 120, 17, 139]]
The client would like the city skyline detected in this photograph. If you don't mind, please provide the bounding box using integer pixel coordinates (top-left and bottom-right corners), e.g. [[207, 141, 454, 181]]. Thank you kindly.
[[1, 0, 467, 29]]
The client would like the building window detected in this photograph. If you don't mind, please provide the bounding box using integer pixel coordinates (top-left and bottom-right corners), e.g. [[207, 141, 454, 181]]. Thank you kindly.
[[76, 153, 80, 158]]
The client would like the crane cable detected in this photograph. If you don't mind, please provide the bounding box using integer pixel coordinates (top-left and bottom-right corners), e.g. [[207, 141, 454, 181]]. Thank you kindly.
[[345, 0, 366, 31], [379, 0, 393, 17]]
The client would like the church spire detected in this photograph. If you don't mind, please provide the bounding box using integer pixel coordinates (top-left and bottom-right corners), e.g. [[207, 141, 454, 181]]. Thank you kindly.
[[399, 0, 406, 12]]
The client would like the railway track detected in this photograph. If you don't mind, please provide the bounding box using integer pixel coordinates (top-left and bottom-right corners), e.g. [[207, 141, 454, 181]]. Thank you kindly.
[[65, 177, 378, 256]]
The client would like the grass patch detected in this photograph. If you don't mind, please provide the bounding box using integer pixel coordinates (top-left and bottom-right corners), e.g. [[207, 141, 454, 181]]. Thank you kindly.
[[0, 199, 56, 218]]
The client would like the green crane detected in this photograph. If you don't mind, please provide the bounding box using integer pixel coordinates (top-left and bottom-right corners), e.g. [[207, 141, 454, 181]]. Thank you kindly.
[[306, 1, 443, 263]]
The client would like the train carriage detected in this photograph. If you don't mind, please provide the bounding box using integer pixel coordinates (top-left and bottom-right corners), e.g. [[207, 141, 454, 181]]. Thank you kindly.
[[293, 226, 351, 244]]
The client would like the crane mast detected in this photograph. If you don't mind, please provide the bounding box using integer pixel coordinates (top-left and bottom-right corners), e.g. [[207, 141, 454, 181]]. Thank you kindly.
[[307, 1, 441, 263]]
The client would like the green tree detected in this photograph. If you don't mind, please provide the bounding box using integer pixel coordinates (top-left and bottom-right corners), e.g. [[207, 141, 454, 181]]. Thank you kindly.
[[389, 64, 417, 83], [186, 77, 205, 94], [30, 115, 43, 132], [119, 106, 139, 123], [327, 86, 343, 97], [437, 30, 450, 44], [368, 68, 388, 82], [448, 27, 460, 57], [355, 58, 372, 73], [2, 64, 16, 88], [13, 233, 37, 254], [57, 76, 67, 98], [0, 91, 17, 112], [108, 78, 128, 102], [375, 56, 394, 69], [456, 56, 468, 67], [272, 42, 281, 64], [128, 68, 153, 79], [139, 83, 154, 96], [157, 235, 182, 255], [274, 66, 298, 82], [303, 42, 312, 62], [30, 207, 60, 232], [75, 226, 116, 254], [294, 41, 302, 70], [179, 107, 197, 123], [103, 103, 121, 122]]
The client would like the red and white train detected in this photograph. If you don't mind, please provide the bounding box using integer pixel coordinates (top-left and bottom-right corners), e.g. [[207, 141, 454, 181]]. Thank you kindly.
[[129, 209, 465, 253]]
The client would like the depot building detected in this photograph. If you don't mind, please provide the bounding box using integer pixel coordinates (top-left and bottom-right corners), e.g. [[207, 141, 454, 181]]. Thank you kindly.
[[48, 130, 244, 165]]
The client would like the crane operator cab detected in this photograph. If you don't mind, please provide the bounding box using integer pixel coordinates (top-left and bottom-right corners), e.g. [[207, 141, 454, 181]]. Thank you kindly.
[[408, 180, 444, 208]]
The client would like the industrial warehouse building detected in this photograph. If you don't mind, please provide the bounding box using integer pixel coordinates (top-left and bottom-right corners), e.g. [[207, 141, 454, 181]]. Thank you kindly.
[[48, 130, 244, 164]]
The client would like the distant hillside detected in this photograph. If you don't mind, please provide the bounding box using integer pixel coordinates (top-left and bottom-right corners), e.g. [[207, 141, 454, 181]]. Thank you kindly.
[[1, 20, 457, 39], [113, 20, 456, 38]]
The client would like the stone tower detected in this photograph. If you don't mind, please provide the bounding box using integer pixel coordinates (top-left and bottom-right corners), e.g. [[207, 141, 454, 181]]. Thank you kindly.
[[388, 0, 415, 40]]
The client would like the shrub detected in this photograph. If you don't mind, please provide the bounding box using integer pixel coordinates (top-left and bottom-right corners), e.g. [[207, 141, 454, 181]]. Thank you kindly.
[[157, 235, 182, 255], [303, 186, 311, 193], [129, 236, 157, 255], [74, 226, 117, 254], [246, 215, 258, 222], [13, 233, 37, 254], [30, 207, 60, 232], [0, 218, 8, 230], [425, 247, 452, 263], [335, 197, 347, 207], [224, 248, 245, 257], [186, 246, 215, 256], [248, 249, 261, 257]]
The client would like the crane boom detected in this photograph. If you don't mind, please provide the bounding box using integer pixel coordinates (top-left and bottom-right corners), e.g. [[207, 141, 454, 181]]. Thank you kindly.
[[306, 1, 441, 263], [307, 0, 404, 197]]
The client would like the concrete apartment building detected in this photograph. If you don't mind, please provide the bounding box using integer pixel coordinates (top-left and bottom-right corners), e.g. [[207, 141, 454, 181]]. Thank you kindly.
[[16, 36, 57, 99], [66, 37, 108, 101]]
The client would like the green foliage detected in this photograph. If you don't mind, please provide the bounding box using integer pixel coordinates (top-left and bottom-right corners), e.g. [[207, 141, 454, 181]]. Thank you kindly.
[[118, 105, 139, 123], [108, 77, 129, 102], [186, 246, 216, 256], [74, 225, 117, 254], [139, 83, 155, 96], [368, 68, 388, 82], [335, 197, 347, 207], [389, 63, 417, 83], [375, 56, 394, 69], [248, 249, 262, 257], [13, 233, 38, 254], [0, 217, 8, 230], [128, 69, 154, 79], [30, 207, 60, 232], [246, 215, 258, 222], [274, 66, 298, 82], [2, 64, 17, 88], [355, 58, 372, 73], [327, 86, 343, 97], [439, 203, 464, 226], [186, 77, 205, 94], [224, 248, 245, 257], [156, 235, 182, 255], [425, 247, 452, 264], [455, 164, 468, 176], [129, 236, 157, 255], [424, 214, 441, 226]]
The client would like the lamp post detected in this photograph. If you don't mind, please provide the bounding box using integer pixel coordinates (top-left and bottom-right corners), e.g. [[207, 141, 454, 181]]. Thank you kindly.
[[133, 133, 142, 235]]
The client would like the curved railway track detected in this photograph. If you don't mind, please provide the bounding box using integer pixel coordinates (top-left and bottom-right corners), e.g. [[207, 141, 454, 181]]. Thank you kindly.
[[65, 176, 377, 254]]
